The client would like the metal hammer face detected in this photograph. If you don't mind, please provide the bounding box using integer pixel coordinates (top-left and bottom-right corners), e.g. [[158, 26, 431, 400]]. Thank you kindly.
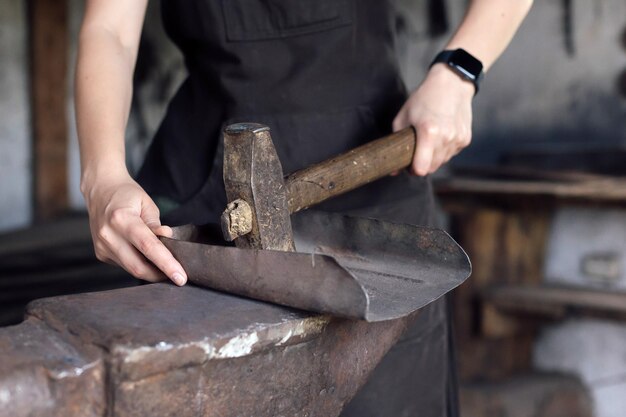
[[221, 123, 295, 251]]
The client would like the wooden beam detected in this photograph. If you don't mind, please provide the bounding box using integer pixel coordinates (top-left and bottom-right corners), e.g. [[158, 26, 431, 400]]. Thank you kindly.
[[435, 174, 626, 211], [29, 0, 69, 220], [484, 284, 626, 321]]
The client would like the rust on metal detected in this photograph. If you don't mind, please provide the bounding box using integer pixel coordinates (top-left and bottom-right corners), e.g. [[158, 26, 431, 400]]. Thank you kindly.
[[1, 283, 418, 416], [220, 198, 253, 242], [222, 123, 295, 251], [162, 210, 471, 321]]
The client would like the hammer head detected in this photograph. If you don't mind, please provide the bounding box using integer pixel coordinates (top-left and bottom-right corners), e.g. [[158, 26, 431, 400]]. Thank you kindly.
[[221, 123, 295, 251]]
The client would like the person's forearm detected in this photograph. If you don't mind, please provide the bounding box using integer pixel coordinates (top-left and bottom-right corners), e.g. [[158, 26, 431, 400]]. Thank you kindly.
[[394, 0, 532, 175], [74, 0, 185, 286], [445, 0, 533, 71], [75, 7, 145, 195]]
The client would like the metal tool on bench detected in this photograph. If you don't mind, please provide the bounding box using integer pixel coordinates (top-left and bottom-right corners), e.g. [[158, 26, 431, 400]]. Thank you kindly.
[[160, 123, 471, 321]]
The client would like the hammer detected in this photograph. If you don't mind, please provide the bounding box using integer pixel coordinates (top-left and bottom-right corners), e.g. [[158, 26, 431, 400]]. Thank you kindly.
[[220, 123, 417, 251]]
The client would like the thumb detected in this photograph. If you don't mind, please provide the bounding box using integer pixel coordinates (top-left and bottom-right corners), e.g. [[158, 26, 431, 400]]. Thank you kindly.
[[140, 198, 162, 231], [392, 109, 409, 133], [153, 225, 174, 238]]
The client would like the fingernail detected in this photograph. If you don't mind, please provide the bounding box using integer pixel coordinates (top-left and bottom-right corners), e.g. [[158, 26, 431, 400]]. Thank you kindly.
[[172, 272, 186, 286]]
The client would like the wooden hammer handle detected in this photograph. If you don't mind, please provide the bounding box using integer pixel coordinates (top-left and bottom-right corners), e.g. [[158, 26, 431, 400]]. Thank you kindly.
[[285, 127, 416, 213]]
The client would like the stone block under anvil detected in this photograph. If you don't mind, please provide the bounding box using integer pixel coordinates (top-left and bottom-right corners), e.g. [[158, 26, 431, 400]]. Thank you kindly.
[[0, 283, 415, 417]]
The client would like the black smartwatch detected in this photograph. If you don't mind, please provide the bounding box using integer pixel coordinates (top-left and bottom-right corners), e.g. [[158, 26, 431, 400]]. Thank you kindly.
[[430, 49, 484, 94]]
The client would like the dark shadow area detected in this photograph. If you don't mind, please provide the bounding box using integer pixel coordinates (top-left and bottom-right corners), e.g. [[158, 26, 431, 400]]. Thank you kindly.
[[0, 212, 139, 327]]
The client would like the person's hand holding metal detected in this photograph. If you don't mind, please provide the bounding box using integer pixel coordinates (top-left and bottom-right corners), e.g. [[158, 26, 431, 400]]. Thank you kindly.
[[82, 172, 187, 286], [74, 0, 187, 285], [392, 64, 474, 176]]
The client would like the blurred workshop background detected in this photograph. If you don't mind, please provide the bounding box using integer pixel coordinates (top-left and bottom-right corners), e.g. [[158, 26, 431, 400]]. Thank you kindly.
[[1, 1, 625, 416]]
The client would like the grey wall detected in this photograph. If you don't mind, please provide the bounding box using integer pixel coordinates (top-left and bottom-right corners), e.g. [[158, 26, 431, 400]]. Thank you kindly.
[[0, 2, 31, 232], [397, 0, 626, 165], [67, 0, 82, 210], [536, 208, 626, 417]]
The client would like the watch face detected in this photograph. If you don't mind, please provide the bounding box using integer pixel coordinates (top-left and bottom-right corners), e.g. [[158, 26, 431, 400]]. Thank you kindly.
[[449, 49, 483, 81]]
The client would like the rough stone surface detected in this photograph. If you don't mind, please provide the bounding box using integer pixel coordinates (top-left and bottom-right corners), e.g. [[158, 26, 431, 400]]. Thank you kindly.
[[460, 373, 593, 417], [0, 318, 105, 417], [19, 283, 412, 417]]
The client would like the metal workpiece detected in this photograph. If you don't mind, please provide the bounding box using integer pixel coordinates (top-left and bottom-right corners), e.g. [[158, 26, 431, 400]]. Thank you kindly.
[[292, 211, 471, 321], [162, 210, 471, 322], [214, 122, 470, 320], [222, 123, 295, 251], [163, 236, 368, 320]]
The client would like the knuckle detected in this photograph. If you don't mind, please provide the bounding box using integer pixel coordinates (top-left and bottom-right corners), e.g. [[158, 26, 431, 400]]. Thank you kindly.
[[457, 125, 471, 143], [93, 241, 106, 255], [109, 208, 127, 228], [95, 251, 107, 263], [417, 120, 439, 137], [429, 160, 441, 173], [128, 263, 148, 279], [413, 161, 428, 176], [406, 111, 419, 126], [136, 235, 157, 254], [144, 206, 160, 225], [416, 148, 432, 163], [96, 227, 111, 243]]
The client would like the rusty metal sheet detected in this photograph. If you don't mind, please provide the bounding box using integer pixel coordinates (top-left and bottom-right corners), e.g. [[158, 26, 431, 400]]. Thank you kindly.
[[161, 211, 471, 321], [292, 211, 471, 321]]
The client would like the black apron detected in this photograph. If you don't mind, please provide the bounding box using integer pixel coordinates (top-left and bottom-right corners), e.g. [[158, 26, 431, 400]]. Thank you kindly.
[[137, 1, 458, 415]]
